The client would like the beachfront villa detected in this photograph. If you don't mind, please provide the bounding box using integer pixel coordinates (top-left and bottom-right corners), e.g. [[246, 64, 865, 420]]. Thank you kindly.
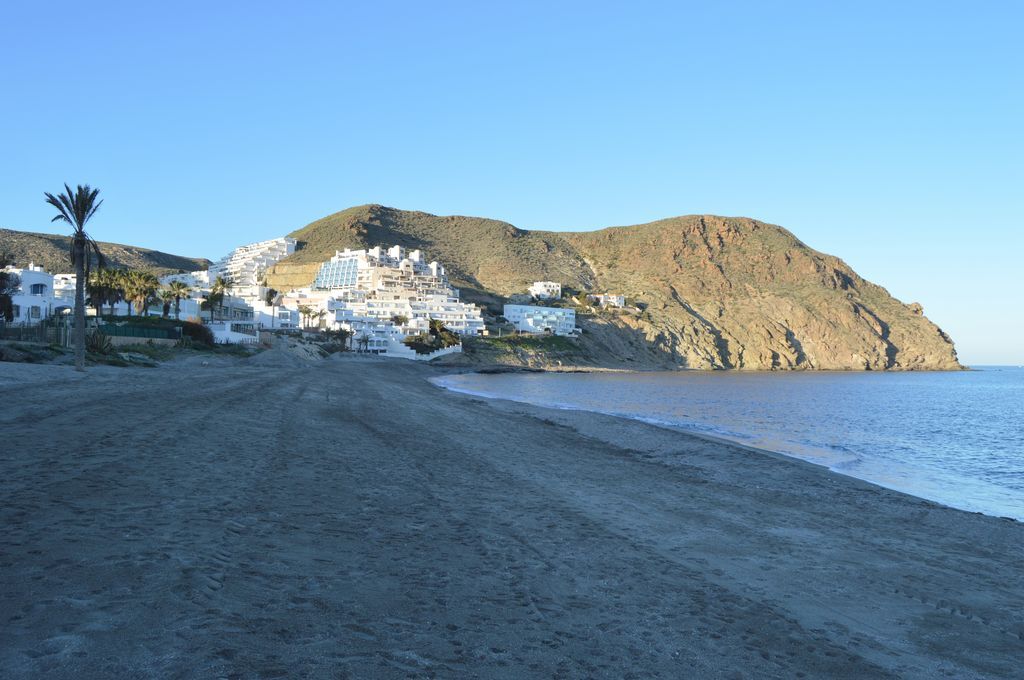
[[528, 281, 562, 300], [0, 263, 64, 325], [503, 304, 577, 336]]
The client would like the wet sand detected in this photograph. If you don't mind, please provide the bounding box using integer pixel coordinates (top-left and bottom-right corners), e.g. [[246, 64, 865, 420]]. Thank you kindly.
[[1, 355, 1022, 678]]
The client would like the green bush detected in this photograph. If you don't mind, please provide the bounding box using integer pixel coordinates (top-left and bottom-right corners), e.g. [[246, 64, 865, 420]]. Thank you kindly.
[[85, 331, 113, 355], [181, 321, 214, 346]]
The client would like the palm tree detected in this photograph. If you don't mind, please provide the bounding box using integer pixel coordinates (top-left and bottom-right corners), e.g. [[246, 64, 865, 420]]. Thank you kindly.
[[123, 270, 159, 317], [297, 304, 314, 329], [86, 269, 105, 317], [158, 289, 175, 318], [208, 276, 232, 323], [44, 184, 104, 372], [112, 269, 130, 315], [167, 280, 191, 320], [264, 288, 279, 329], [87, 267, 121, 318], [314, 309, 327, 330]]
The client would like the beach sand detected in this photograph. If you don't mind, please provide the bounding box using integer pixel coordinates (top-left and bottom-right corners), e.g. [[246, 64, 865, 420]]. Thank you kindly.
[[1, 355, 1021, 678]]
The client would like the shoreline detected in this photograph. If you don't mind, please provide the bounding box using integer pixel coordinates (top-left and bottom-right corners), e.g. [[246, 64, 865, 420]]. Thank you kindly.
[[2, 357, 1022, 678], [430, 366, 1019, 523]]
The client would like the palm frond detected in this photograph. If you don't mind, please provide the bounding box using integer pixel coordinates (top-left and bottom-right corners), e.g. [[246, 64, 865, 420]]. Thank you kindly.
[[43, 192, 73, 224]]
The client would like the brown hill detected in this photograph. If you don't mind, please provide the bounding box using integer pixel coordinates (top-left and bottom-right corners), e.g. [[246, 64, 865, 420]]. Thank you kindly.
[[266, 205, 959, 371], [0, 228, 210, 275]]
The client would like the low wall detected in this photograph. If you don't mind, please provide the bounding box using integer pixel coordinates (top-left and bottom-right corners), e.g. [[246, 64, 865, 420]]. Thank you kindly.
[[108, 336, 177, 347]]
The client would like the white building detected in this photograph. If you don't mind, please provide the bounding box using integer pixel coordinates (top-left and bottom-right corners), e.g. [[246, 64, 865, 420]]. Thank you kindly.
[[528, 281, 562, 300], [1, 264, 61, 325], [314, 245, 485, 345], [591, 293, 626, 308], [159, 270, 210, 289], [52, 273, 77, 306], [503, 304, 576, 336], [208, 237, 296, 299]]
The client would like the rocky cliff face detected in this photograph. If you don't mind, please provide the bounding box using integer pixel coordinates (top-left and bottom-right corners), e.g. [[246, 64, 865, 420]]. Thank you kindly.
[[563, 216, 960, 370], [266, 205, 960, 370]]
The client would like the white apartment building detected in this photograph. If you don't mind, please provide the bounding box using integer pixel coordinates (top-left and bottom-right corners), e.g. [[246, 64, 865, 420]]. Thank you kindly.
[[208, 237, 296, 298], [503, 304, 577, 336], [159, 270, 210, 289], [528, 281, 562, 300], [315, 245, 449, 293], [1, 264, 61, 324], [315, 245, 484, 339]]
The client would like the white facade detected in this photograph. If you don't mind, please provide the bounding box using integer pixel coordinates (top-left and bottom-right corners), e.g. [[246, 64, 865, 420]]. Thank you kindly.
[[528, 281, 562, 300], [503, 304, 576, 336], [208, 237, 296, 298], [315, 245, 450, 295], [593, 293, 626, 308], [52, 274, 77, 306], [159, 270, 210, 289], [207, 321, 259, 345], [2, 264, 59, 324], [313, 245, 484, 351], [250, 299, 299, 330]]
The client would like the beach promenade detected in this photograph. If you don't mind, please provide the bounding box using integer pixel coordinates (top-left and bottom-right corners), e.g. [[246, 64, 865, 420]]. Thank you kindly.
[[1, 355, 1022, 678]]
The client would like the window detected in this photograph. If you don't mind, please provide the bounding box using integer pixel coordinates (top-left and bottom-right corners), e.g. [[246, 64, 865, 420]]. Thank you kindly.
[[30, 306, 41, 319], [30, 283, 47, 295], [12, 304, 20, 318]]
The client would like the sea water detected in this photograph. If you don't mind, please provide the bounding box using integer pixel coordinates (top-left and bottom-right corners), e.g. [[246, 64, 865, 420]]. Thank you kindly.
[[433, 367, 1024, 520]]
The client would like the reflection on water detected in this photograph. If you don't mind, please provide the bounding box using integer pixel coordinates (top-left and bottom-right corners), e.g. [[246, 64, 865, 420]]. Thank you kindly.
[[433, 367, 1024, 520]]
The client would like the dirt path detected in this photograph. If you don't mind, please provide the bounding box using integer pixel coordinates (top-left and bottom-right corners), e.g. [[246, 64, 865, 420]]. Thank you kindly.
[[1, 358, 1021, 678]]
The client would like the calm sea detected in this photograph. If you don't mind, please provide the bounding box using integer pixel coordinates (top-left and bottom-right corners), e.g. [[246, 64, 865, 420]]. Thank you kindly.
[[433, 367, 1024, 520]]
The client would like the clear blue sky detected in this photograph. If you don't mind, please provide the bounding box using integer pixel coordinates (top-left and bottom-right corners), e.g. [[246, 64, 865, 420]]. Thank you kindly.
[[1, 1, 1021, 364]]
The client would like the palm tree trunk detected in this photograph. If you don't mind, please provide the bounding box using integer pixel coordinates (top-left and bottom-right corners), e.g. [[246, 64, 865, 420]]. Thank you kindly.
[[175, 298, 181, 320], [73, 235, 86, 371]]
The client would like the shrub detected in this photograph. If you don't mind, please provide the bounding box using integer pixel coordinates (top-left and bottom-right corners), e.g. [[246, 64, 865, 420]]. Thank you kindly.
[[85, 331, 113, 355], [118, 342, 173, 361], [320, 342, 347, 355], [181, 321, 214, 346]]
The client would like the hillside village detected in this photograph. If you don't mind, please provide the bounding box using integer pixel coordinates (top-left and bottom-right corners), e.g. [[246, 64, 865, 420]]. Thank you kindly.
[[1, 205, 965, 370], [1, 234, 629, 362]]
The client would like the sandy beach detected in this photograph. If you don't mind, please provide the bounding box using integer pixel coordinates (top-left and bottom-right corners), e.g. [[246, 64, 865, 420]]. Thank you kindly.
[[1, 354, 1022, 678]]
